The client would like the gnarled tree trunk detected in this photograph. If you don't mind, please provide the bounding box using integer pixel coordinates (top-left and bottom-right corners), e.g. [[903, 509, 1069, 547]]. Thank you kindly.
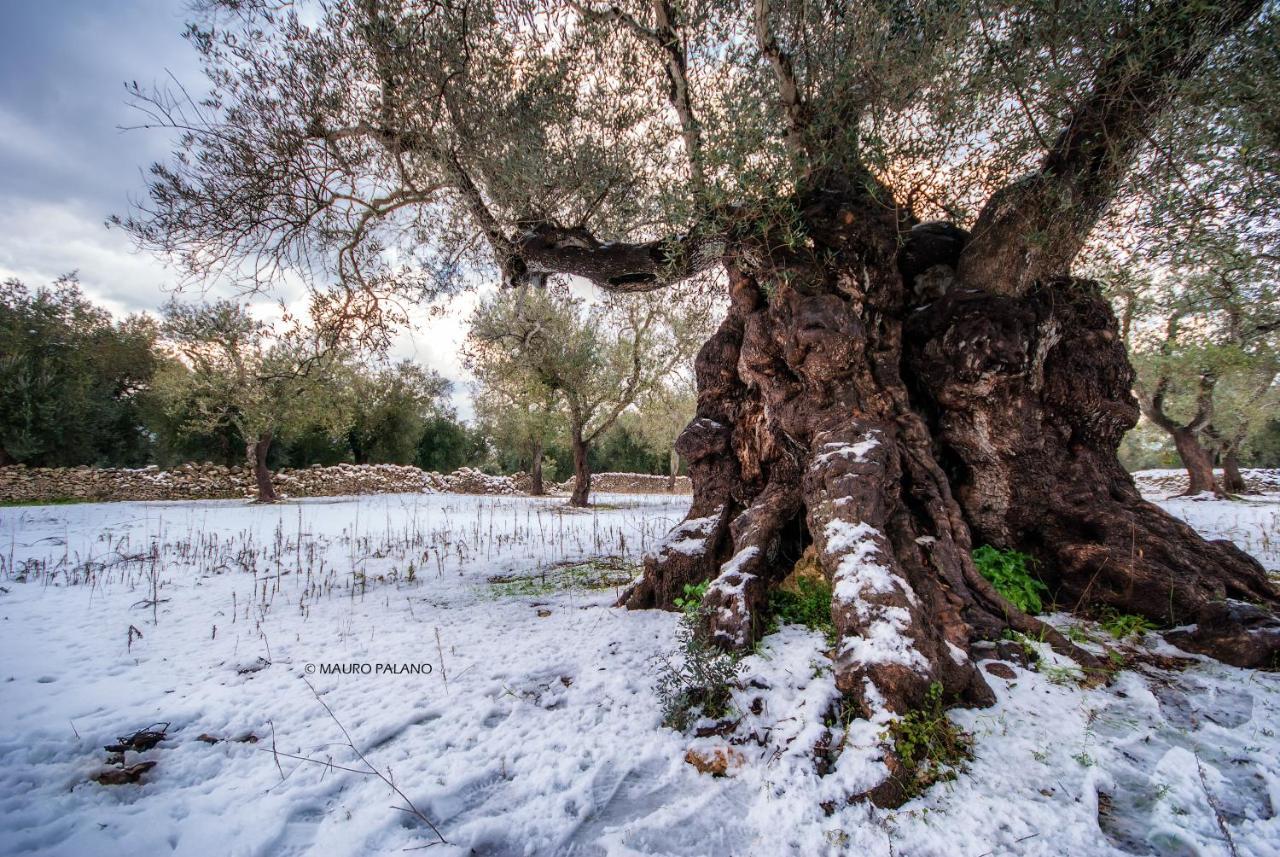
[[247, 431, 278, 503], [1172, 428, 1220, 496], [621, 190, 1280, 803]]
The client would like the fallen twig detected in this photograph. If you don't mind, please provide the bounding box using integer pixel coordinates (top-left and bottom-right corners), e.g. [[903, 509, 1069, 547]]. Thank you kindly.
[[1195, 753, 1239, 857], [301, 677, 448, 845]]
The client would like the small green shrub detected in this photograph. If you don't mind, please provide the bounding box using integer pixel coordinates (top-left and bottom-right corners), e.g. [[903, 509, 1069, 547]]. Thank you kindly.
[[764, 577, 834, 637], [655, 582, 743, 732], [883, 682, 973, 798], [1099, 609, 1155, 639], [973, 546, 1049, 614], [673, 581, 709, 615]]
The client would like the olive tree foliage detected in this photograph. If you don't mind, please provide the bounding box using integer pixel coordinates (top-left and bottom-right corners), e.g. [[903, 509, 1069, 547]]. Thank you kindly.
[[472, 372, 564, 494], [0, 276, 158, 467], [466, 285, 713, 504], [156, 299, 349, 501], [338, 358, 452, 463], [117, 0, 1280, 311], [1106, 237, 1280, 494]]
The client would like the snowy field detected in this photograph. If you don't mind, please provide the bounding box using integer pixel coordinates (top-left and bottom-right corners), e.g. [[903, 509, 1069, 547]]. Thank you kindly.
[[0, 487, 1277, 857]]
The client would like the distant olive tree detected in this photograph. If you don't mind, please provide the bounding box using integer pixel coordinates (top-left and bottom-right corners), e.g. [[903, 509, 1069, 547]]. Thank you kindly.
[[473, 372, 564, 495], [633, 376, 697, 491], [467, 286, 713, 505], [339, 359, 452, 464], [157, 300, 347, 501], [1108, 238, 1280, 495], [0, 275, 158, 467]]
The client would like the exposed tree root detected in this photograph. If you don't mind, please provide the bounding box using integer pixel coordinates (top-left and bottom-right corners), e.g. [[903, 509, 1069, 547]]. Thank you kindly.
[[620, 201, 1280, 806]]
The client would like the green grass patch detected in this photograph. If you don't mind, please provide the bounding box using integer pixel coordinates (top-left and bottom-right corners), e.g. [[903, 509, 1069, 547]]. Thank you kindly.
[[972, 545, 1049, 614], [0, 497, 89, 508], [763, 576, 834, 638], [1098, 608, 1156, 639], [883, 682, 974, 798], [488, 556, 637, 597]]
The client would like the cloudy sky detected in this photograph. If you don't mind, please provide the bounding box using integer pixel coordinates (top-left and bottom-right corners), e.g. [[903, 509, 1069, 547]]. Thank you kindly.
[[0, 1, 479, 416]]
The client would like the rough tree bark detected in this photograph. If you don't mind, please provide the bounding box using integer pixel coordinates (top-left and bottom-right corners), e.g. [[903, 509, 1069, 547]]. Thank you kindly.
[[1221, 445, 1247, 494], [619, 185, 1280, 795], [348, 430, 369, 466], [1139, 373, 1223, 496], [247, 431, 278, 503], [1209, 418, 1264, 495]]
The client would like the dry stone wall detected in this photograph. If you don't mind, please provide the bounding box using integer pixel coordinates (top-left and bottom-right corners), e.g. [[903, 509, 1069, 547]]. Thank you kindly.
[[0, 463, 692, 504], [0, 463, 519, 503], [559, 472, 692, 494]]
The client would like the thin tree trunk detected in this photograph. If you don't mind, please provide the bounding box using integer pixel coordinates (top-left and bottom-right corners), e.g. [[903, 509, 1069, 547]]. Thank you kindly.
[[569, 432, 590, 507], [529, 438, 545, 496], [668, 447, 678, 492], [1222, 445, 1247, 494], [248, 431, 278, 503], [1172, 428, 1219, 496], [349, 430, 368, 465]]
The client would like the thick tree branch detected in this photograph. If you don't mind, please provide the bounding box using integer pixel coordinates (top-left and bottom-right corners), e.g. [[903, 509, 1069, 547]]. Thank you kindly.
[[961, 0, 1266, 295], [512, 222, 724, 291]]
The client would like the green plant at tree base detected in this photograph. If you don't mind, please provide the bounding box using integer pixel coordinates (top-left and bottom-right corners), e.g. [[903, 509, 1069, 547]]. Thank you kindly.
[[883, 682, 974, 799], [973, 545, 1050, 614], [672, 581, 709, 616], [1098, 608, 1156, 639], [656, 582, 743, 732], [759, 576, 836, 646]]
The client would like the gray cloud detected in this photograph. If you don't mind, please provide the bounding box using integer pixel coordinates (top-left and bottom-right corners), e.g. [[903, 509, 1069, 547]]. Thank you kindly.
[[0, 1, 479, 417]]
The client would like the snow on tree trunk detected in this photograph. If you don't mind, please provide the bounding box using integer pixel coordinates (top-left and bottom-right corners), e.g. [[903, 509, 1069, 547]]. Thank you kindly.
[[622, 197, 1280, 801]]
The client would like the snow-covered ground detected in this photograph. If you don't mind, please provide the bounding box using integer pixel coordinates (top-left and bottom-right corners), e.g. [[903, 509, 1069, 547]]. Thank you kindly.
[[0, 489, 1277, 856]]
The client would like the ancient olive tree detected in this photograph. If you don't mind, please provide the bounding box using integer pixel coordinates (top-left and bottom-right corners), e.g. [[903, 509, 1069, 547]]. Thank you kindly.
[[158, 300, 346, 501], [123, 0, 1280, 799], [466, 286, 710, 505]]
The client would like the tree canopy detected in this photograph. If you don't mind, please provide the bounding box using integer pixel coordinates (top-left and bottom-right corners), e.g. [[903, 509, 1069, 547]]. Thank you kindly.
[[118, 0, 1280, 307], [0, 276, 158, 467]]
